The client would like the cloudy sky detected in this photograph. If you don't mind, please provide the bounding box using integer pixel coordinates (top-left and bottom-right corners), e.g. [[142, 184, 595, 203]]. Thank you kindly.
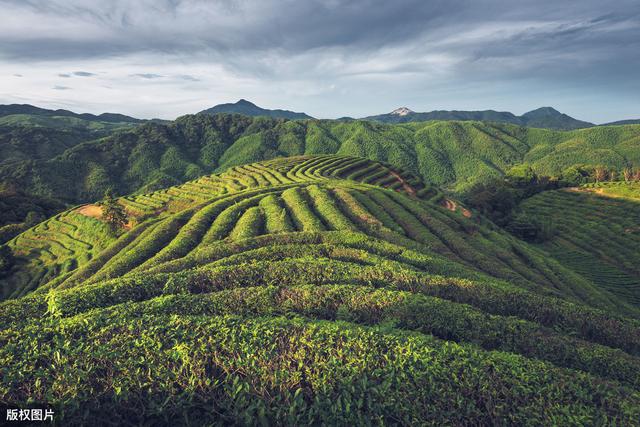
[[0, 0, 638, 122]]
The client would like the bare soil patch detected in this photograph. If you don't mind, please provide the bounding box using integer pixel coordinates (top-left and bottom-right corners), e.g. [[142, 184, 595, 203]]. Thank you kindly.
[[76, 204, 133, 229], [77, 204, 103, 218], [388, 171, 417, 197]]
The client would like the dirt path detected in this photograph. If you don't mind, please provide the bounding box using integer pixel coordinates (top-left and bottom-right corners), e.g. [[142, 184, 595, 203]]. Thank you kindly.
[[442, 198, 472, 218], [565, 187, 605, 195], [388, 171, 417, 197], [385, 170, 473, 218]]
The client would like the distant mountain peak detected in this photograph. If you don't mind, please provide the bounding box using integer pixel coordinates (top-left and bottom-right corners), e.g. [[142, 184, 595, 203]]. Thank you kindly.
[[199, 99, 312, 120], [390, 107, 414, 116], [522, 106, 562, 117]]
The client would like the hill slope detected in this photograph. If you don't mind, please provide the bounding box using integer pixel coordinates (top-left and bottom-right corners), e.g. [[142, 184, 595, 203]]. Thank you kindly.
[[519, 182, 640, 306], [0, 113, 143, 228], [2, 156, 640, 424], [3, 114, 639, 204]]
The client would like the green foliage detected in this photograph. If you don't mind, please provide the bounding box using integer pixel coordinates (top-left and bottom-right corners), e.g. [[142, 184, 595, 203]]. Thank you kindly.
[[99, 190, 128, 234], [0, 244, 14, 276], [3, 114, 639, 210], [2, 155, 640, 424], [506, 212, 556, 243], [0, 189, 65, 228], [465, 166, 564, 237]]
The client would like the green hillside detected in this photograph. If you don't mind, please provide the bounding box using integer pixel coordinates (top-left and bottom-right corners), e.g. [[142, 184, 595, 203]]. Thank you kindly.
[[2, 156, 640, 424], [0, 115, 141, 230], [520, 182, 640, 305], [0, 113, 138, 132], [2, 114, 639, 205]]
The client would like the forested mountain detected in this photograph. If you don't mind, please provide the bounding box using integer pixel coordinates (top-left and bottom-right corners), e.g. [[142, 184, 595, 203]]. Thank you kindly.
[[200, 99, 313, 119], [364, 106, 595, 130], [2, 113, 638, 207]]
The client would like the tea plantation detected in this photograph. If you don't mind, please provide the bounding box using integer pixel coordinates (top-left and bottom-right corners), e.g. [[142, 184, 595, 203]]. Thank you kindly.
[[520, 183, 640, 306], [1, 156, 640, 425]]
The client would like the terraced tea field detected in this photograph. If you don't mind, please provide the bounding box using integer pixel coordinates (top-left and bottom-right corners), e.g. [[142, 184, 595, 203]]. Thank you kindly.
[[3, 156, 445, 298], [520, 183, 640, 305], [1, 156, 640, 424], [2, 210, 114, 300]]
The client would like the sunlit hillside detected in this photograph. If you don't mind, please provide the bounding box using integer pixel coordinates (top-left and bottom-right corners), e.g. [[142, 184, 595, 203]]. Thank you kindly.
[[2, 156, 639, 425]]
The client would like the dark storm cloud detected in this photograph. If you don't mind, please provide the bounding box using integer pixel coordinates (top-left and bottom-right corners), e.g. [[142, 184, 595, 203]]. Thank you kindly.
[[0, 0, 638, 121], [0, 0, 453, 58], [1, 0, 636, 59]]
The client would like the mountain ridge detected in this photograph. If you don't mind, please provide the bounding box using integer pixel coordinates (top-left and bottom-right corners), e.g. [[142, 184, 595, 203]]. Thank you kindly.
[[0, 104, 143, 124], [602, 119, 640, 126], [2, 101, 635, 129], [364, 105, 595, 130], [199, 99, 313, 120]]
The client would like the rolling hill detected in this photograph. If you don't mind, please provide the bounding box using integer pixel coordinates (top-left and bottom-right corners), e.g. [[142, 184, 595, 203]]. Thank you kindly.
[[2, 114, 639, 207], [364, 106, 595, 130], [0, 104, 142, 124], [1, 156, 640, 424], [602, 119, 640, 126]]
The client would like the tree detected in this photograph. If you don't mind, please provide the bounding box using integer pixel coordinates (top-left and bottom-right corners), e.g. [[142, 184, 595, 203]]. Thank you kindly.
[[506, 164, 537, 187], [100, 189, 127, 233], [465, 178, 517, 226], [593, 166, 608, 183], [24, 211, 44, 227], [561, 165, 590, 186], [0, 245, 14, 276], [623, 168, 634, 182]]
